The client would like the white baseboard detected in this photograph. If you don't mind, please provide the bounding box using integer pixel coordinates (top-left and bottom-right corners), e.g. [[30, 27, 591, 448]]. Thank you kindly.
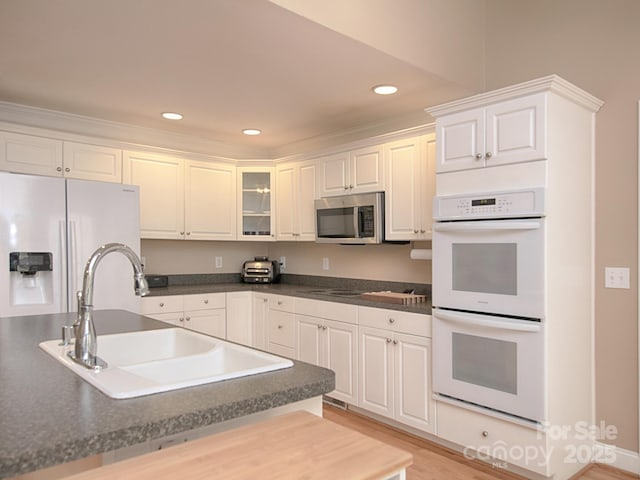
[[596, 442, 640, 475]]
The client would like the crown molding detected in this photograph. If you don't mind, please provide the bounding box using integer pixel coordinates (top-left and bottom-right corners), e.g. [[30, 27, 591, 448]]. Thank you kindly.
[[425, 74, 604, 118], [0, 101, 269, 160]]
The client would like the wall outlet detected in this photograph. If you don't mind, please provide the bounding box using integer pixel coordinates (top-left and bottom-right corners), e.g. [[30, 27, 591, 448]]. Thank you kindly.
[[280, 256, 286, 270], [604, 267, 630, 289], [322, 257, 330, 270], [215, 256, 223, 269]]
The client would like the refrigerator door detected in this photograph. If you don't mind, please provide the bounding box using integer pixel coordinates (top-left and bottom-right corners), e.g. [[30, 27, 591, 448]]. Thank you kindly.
[[0, 172, 67, 316], [66, 179, 141, 313]]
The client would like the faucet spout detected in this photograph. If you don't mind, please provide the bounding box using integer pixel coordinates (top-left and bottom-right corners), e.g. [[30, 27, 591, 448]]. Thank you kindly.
[[71, 243, 149, 370]]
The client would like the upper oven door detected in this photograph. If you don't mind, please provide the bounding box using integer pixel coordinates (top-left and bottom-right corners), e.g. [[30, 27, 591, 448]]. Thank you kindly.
[[432, 218, 545, 318]]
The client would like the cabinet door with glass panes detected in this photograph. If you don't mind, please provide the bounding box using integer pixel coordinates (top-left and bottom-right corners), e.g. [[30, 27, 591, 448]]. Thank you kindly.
[[237, 167, 275, 241]]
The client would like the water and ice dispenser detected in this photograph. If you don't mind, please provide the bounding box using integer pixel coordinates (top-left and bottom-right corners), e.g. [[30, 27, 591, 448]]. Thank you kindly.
[[9, 252, 54, 307]]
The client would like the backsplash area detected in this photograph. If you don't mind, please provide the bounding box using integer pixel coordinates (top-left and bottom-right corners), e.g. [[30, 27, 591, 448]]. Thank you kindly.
[[141, 239, 431, 284]]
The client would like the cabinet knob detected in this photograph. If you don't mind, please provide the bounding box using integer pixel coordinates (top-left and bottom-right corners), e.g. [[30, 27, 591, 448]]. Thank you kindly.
[[317, 324, 322, 329], [344, 186, 349, 190], [386, 338, 392, 343], [65, 167, 70, 172], [485, 152, 493, 158], [263, 298, 268, 303], [393, 339, 398, 345], [185, 316, 190, 321], [179, 317, 184, 322], [186, 232, 191, 236], [322, 325, 327, 330], [475, 153, 482, 160], [482, 430, 489, 438], [204, 299, 209, 304], [180, 231, 185, 235], [420, 229, 426, 233], [413, 229, 419, 234], [349, 184, 354, 189], [277, 301, 283, 305], [56, 166, 63, 172], [159, 302, 165, 307], [388, 318, 395, 324]]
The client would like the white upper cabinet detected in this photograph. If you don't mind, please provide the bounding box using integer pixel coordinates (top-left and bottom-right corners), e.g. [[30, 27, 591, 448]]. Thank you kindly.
[[318, 145, 384, 197], [124, 150, 185, 239], [63, 141, 122, 183], [276, 160, 317, 241], [384, 133, 436, 241], [238, 167, 275, 241], [124, 150, 236, 240], [434, 93, 546, 173], [0, 132, 122, 182], [185, 160, 236, 241]]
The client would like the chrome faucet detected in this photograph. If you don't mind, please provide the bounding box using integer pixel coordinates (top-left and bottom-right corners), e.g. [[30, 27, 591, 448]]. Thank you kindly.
[[70, 243, 149, 370]]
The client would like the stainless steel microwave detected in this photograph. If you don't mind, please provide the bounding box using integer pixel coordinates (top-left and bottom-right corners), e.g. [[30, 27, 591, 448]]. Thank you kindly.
[[314, 192, 384, 244]]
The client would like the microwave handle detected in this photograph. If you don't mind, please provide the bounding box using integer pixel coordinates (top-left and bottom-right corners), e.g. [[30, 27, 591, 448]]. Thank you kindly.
[[435, 309, 542, 332], [432, 220, 542, 232], [354, 207, 361, 237]]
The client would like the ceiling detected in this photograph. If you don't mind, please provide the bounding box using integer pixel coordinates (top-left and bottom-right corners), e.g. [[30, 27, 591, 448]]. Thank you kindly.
[[0, 0, 473, 157]]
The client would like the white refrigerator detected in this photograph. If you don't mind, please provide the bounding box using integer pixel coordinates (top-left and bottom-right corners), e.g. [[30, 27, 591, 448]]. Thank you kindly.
[[0, 171, 142, 317]]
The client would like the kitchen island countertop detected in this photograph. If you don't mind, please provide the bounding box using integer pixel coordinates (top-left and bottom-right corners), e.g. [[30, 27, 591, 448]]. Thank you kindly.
[[0, 310, 334, 478]]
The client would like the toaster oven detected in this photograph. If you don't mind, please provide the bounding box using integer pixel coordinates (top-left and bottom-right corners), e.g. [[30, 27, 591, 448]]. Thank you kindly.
[[241, 256, 281, 283]]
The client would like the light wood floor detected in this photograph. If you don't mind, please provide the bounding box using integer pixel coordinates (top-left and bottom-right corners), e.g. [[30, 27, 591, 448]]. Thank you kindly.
[[323, 405, 639, 480]]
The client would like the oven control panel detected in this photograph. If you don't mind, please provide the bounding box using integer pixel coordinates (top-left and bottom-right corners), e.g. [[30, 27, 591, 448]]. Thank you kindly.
[[433, 187, 545, 220]]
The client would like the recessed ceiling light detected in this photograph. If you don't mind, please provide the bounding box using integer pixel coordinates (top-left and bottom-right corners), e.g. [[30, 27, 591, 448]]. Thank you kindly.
[[162, 112, 183, 120], [372, 85, 398, 95], [242, 129, 262, 136]]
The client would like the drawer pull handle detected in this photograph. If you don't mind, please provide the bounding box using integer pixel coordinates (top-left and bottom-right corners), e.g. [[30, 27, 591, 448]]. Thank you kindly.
[[482, 431, 489, 438]]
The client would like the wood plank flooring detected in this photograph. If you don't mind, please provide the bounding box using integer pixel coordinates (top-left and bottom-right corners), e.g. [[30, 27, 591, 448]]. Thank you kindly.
[[322, 405, 639, 480]]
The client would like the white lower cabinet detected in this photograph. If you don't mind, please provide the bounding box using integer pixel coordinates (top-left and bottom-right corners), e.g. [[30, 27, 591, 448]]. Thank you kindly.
[[358, 307, 435, 434], [252, 293, 270, 350], [142, 293, 226, 338], [226, 291, 253, 346], [297, 314, 358, 405], [267, 294, 296, 358]]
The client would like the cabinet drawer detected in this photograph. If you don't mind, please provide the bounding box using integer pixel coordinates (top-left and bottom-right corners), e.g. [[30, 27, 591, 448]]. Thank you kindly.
[[296, 298, 357, 324], [269, 294, 295, 312], [269, 310, 296, 348], [141, 295, 184, 314], [437, 402, 548, 475], [359, 306, 431, 337], [183, 293, 225, 311]]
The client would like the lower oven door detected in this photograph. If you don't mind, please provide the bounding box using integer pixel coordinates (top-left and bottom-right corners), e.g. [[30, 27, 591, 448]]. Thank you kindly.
[[433, 309, 545, 422], [432, 218, 544, 318]]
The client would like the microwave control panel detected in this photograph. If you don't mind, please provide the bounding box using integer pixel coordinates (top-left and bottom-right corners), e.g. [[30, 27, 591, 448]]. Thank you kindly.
[[433, 187, 545, 220]]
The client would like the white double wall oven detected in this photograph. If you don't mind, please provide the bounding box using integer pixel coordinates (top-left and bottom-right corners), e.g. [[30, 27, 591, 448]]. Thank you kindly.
[[432, 188, 546, 423]]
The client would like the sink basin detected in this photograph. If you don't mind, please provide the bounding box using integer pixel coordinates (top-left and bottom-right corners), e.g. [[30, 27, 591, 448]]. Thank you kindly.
[[39, 328, 293, 399]]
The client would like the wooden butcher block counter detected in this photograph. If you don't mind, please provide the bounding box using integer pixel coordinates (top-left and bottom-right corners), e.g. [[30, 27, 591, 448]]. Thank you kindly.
[[64, 411, 412, 480]]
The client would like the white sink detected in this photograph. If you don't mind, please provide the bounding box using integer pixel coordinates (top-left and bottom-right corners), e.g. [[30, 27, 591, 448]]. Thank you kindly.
[[39, 328, 293, 399]]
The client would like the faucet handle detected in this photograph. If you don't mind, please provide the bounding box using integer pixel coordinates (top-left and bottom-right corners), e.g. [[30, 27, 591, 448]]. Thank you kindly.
[[60, 325, 74, 346]]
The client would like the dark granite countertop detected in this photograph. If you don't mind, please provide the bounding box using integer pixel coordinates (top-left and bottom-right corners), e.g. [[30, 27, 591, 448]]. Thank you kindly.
[[145, 274, 432, 315], [0, 310, 334, 478]]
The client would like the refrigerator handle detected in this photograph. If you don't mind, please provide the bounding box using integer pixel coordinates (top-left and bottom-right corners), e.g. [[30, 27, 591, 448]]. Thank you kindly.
[[59, 220, 68, 312], [67, 220, 78, 312]]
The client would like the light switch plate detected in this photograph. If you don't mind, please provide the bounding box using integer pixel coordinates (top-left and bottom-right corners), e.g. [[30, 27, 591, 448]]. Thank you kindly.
[[215, 256, 223, 269], [322, 257, 330, 270], [604, 267, 630, 289], [280, 256, 286, 270]]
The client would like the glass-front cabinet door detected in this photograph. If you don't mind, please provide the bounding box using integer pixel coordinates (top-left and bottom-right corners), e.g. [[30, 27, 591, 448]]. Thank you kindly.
[[237, 167, 275, 240]]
